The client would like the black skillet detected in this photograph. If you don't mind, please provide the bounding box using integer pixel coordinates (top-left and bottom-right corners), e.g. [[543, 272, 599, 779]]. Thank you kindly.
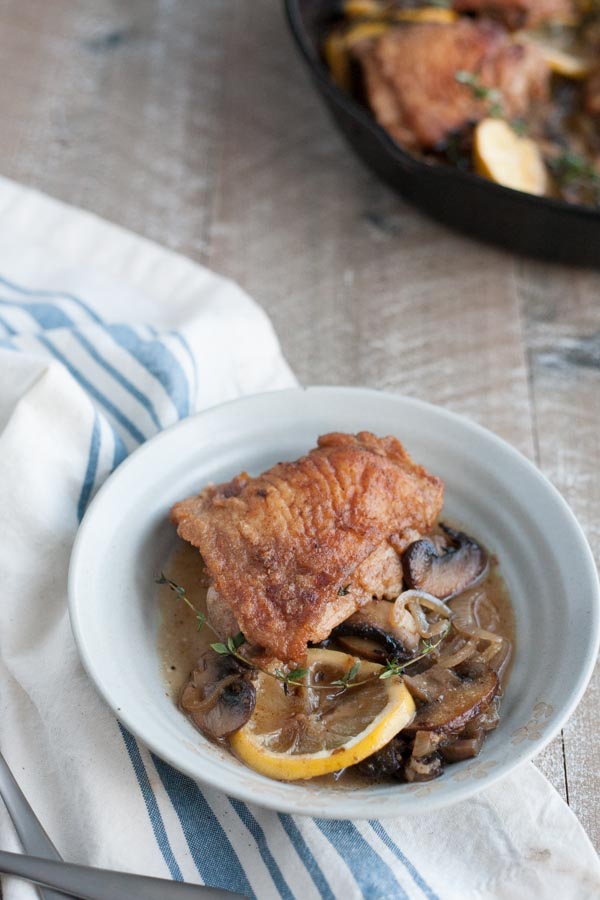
[[284, 0, 600, 266]]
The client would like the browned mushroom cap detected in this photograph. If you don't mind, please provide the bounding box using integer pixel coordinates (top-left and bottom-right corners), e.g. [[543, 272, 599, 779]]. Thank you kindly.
[[180, 651, 256, 740], [402, 525, 488, 600], [331, 600, 411, 663], [402, 660, 499, 734]]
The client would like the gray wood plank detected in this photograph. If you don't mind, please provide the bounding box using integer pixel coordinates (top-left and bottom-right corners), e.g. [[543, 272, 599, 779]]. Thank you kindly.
[[516, 260, 600, 848]]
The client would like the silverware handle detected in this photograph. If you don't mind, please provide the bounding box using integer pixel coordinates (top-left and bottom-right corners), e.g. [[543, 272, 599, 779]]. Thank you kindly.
[[0, 850, 243, 900], [0, 753, 66, 900]]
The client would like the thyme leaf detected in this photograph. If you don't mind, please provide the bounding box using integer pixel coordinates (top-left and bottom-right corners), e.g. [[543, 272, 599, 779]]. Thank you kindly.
[[156, 575, 452, 696], [548, 149, 600, 202], [455, 70, 504, 118]]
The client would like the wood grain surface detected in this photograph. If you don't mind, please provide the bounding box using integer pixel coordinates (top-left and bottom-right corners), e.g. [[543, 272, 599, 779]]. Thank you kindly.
[[0, 0, 597, 859]]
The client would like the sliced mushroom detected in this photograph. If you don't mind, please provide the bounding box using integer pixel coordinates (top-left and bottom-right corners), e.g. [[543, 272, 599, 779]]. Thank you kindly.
[[402, 524, 488, 599], [440, 732, 484, 763], [463, 697, 501, 736], [402, 660, 499, 734], [356, 735, 409, 779], [412, 729, 444, 759], [404, 753, 443, 782], [331, 599, 411, 663], [180, 651, 256, 740]]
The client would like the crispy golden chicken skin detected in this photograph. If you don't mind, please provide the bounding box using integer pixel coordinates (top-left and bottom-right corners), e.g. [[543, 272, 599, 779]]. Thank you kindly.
[[453, 0, 574, 30], [170, 432, 444, 662], [356, 20, 549, 149]]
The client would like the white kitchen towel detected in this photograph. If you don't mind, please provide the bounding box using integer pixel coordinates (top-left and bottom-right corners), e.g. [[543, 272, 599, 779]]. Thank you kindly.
[[0, 175, 597, 900]]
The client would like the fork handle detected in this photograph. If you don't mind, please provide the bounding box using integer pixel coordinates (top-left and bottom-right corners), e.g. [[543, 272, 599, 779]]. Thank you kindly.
[[0, 753, 65, 900], [0, 850, 242, 900]]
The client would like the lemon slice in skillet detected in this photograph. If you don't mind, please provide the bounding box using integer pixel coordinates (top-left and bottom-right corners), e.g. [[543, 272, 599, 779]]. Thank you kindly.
[[393, 8, 458, 23], [515, 32, 592, 79], [230, 648, 415, 781], [344, 0, 457, 21], [473, 118, 548, 195]]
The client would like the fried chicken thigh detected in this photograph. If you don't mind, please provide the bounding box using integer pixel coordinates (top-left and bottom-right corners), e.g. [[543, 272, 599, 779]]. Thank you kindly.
[[171, 432, 444, 662], [356, 20, 549, 149]]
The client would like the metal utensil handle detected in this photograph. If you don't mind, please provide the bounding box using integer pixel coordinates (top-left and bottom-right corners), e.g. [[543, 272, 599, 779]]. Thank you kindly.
[[0, 752, 66, 900], [0, 850, 243, 900]]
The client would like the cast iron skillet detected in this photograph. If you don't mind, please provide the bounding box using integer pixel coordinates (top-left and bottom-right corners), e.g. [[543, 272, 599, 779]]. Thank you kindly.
[[284, 0, 600, 266]]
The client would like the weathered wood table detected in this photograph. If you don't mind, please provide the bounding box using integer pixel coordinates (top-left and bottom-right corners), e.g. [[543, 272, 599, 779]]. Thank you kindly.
[[0, 0, 597, 855]]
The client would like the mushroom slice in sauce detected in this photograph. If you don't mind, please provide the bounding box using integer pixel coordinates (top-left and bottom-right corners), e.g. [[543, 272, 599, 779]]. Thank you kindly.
[[403, 660, 499, 734], [356, 735, 409, 779], [402, 525, 488, 599], [404, 753, 443, 783], [331, 599, 412, 663], [440, 732, 485, 763], [180, 651, 256, 740]]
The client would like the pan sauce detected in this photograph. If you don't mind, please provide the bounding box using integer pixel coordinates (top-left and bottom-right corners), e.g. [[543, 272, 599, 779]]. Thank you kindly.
[[158, 526, 515, 787]]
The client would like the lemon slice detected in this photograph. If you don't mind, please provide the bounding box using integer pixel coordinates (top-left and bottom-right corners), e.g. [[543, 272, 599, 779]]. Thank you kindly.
[[473, 119, 548, 196], [539, 46, 591, 78], [344, 21, 390, 47], [323, 30, 351, 90], [515, 33, 592, 79], [345, 0, 384, 15], [324, 21, 390, 89], [230, 648, 415, 781], [393, 8, 458, 23], [344, 0, 457, 22]]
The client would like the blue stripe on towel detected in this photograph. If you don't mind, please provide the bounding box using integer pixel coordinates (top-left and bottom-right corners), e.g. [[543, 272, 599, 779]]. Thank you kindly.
[[278, 815, 335, 900], [0, 298, 164, 432], [228, 799, 294, 900], [112, 429, 128, 469], [0, 312, 17, 335], [315, 819, 409, 900], [77, 413, 101, 521], [152, 756, 254, 898], [0, 276, 189, 421], [0, 296, 72, 330], [37, 334, 146, 444], [369, 822, 439, 900], [171, 331, 198, 402], [0, 273, 103, 323], [71, 329, 163, 431], [106, 324, 190, 419], [119, 727, 184, 882]]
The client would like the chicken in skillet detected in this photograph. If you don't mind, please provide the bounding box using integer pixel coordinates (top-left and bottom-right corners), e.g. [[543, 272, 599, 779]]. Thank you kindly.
[[355, 19, 549, 149]]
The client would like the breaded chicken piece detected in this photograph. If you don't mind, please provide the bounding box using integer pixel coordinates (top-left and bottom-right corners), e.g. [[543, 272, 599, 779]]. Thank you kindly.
[[585, 66, 600, 116], [453, 0, 574, 30], [170, 432, 443, 662], [356, 20, 549, 149], [205, 540, 406, 641]]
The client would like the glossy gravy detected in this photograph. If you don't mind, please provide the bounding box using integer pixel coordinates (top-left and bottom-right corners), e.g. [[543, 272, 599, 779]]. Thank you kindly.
[[158, 532, 515, 784]]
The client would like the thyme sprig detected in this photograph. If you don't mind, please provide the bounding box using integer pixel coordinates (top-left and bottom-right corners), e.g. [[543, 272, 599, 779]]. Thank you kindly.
[[379, 624, 452, 679], [157, 572, 312, 691], [455, 70, 504, 118], [156, 573, 451, 694], [548, 149, 600, 203]]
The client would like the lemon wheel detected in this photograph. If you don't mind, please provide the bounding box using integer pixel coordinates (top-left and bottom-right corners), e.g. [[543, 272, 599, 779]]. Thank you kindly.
[[230, 648, 415, 781], [515, 33, 592, 79], [473, 118, 548, 196]]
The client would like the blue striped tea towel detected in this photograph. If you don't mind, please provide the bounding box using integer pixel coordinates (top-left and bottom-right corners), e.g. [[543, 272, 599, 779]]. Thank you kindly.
[[0, 177, 597, 900]]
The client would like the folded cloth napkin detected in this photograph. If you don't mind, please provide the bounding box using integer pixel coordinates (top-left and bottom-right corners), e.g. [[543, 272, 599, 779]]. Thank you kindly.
[[0, 176, 598, 900]]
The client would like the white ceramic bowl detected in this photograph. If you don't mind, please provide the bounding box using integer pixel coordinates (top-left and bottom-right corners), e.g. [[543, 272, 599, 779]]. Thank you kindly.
[[69, 387, 600, 818]]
